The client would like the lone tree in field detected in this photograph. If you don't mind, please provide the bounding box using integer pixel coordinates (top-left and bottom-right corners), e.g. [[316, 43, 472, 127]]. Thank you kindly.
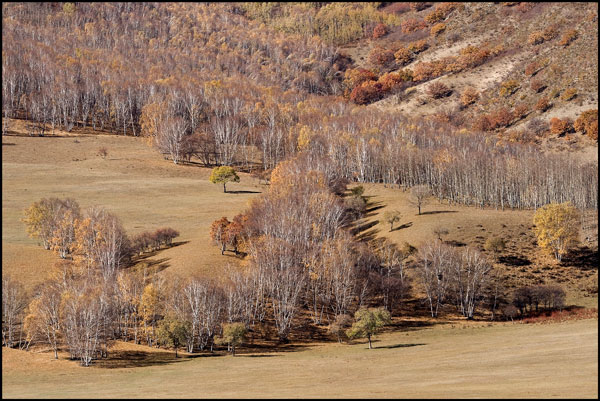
[[532, 202, 580, 262], [383, 210, 401, 231], [484, 237, 506, 257], [346, 307, 391, 349], [433, 226, 449, 241], [217, 322, 247, 356], [209, 166, 240, 193], [409, 185, 431, 215], [156, 315, 190, 358]]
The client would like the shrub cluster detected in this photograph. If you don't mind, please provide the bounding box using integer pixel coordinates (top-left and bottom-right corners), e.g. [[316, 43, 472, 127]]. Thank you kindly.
[[131, 227, 180, 254], [401, 18, 428, 33], [407, 39, 429, 54], [499, 80, 520, 97], [459, 87, 479, 107], [430, 22, 446, 36], [512, 285, 566, 315], [559, 29, 578, 47], [372, 23, 388, 39], [530, 79, 546, 93], [574, 109, 598, 140], [524, 61, 541, 76], [549, 117, 574, 136], [535, 96, 551, 112], [368, 47, 396, 67], [426, 81, 452, 99], [560, 88, 577, 101], [424, 2, 461, 24], [527, 25, 558, 45], [394, 47, 415, 66], [473, 107, 514, 131]]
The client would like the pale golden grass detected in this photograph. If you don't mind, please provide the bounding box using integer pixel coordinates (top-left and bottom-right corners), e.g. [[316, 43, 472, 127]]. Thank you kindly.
[[2, 128, 597, 398], [2, 133, 260, 290], [2, 318, 597, 398]]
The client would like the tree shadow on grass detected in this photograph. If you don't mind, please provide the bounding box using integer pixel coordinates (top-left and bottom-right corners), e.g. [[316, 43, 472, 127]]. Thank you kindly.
[[391, 222, 412, 232], [351, 220, 379, 236], [498, 255, 532, 266], [94, 350, 189, 369], [226, 190, 262, 194], [375, 343, 426, 349], [561, 246, 598, 271], [419, 210, 458, 215]]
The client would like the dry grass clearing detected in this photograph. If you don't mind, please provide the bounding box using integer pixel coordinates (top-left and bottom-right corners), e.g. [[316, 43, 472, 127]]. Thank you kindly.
[[2, 318, 597, 398], [2, 132, 261, 290], [354, 183, 598, 308]]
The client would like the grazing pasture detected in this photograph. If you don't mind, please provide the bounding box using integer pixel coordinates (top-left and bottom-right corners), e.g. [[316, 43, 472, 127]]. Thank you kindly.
[[2, 318, 597, 398]]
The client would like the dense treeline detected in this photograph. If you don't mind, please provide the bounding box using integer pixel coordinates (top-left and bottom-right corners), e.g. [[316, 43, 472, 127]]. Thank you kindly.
[[3, 3, 597, 210], [2, 2, 343, 136]]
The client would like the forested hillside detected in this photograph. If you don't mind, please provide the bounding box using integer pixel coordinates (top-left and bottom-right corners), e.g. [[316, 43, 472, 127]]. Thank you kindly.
[[2, 2, 598, 380]]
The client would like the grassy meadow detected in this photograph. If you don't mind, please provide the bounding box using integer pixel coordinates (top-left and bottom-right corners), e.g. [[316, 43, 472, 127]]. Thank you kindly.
[[2, 318, 597, 398], [2, 128, 598, 398]]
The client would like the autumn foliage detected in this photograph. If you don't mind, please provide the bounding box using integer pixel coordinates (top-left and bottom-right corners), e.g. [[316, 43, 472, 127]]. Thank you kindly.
[[574, 109, 598, 140], [372, 23, 388, 39], [549, 117, 574, 136]]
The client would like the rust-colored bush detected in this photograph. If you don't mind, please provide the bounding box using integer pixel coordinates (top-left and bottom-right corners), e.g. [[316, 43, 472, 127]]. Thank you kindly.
[[473, 115, 493, 132], [457, 45, 490, 69], [372, 23, 388, 39], [378, 70, 413, 92], [559, 29, 578, 47], [412, 62, 436, 81], [368, 47, 396, 66], [549, 117, 573, 136], [524, 61, 541, 76], [386, 3, 412, 14], [401, 18, 428, 33], [350, 81, 384, 105], [394, 47, 414, 65], [530, 79, 546, 93], [513, 103, 529, 119], [535, 96, 551, 112], [410, 2, 430, 11], [430, 22, 446, 36], [459, 87, 479, 106], [343, 68, 378, 90], [574, 109, 598, 140], [515, 2, 536, 13], [426, 81, 452, 99], [489, 107, 514, 128]]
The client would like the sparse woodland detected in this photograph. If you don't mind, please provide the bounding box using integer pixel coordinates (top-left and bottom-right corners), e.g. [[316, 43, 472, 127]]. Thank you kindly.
[[2, 2, 598, 368]]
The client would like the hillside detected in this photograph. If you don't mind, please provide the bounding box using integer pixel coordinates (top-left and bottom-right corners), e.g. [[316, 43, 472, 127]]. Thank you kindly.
[[2, 2, 598, 398]]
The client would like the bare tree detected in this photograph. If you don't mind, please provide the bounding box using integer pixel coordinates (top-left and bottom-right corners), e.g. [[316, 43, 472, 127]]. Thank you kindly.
[[449, 247, 492, 319], [2, 276, 28, 348], [417, 241, 455, 317], [410, 185, 431, 215]]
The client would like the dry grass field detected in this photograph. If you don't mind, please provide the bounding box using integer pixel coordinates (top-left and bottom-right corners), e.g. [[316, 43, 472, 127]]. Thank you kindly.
[[2, 127, 597, 398], [2, 318, 597, 398], [2, 129, 261, 290]]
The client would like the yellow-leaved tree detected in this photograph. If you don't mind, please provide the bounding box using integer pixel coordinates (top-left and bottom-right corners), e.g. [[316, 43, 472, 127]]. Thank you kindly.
[[532, 202, 580, 262]]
